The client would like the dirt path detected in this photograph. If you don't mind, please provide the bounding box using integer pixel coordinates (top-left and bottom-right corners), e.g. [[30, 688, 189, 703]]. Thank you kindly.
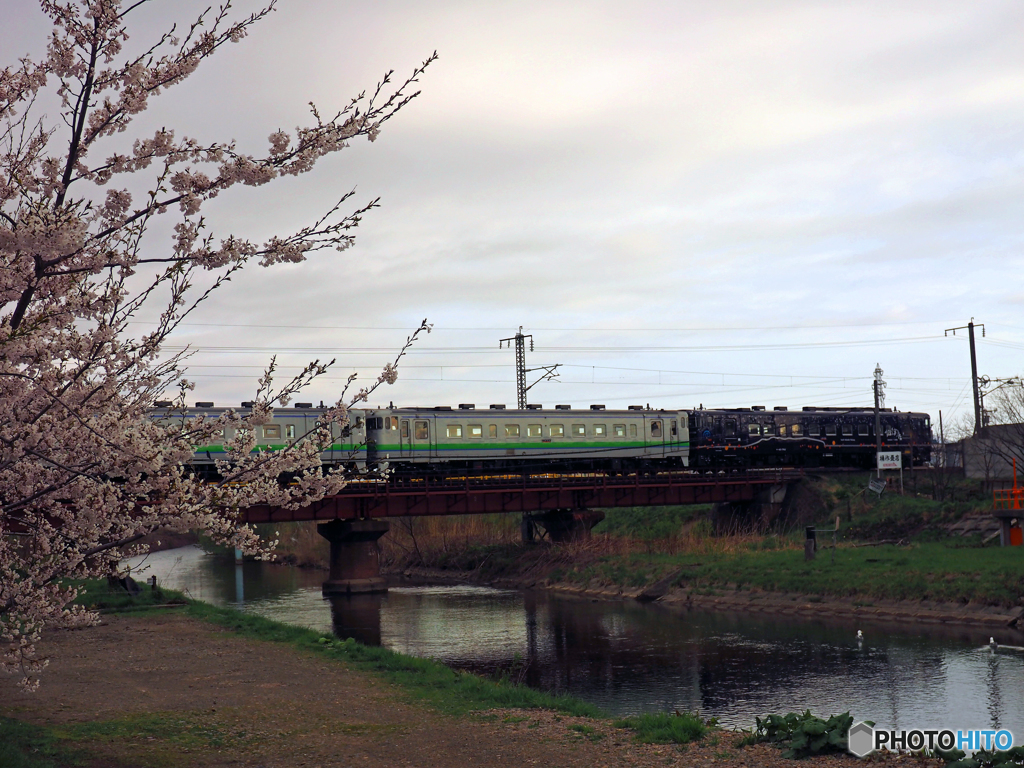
[[3, 611, 938, 768]]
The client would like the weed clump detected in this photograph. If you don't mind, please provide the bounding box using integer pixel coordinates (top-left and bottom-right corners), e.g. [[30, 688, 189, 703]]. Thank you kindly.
[[612, 710, 715, 744]]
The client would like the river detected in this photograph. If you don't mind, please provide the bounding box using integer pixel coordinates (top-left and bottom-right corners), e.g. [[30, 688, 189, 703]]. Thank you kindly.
[[126, 545, 1024, 733]]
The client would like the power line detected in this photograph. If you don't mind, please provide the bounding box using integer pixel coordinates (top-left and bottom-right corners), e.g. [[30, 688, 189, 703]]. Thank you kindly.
[[130, 319, 958, 332], [162, 335, 944, 355]]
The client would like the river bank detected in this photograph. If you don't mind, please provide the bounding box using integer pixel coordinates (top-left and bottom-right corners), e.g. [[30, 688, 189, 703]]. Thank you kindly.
[[2, 604, 945, 768], [262, 472, 1023, 632], [390, 531, 1024, 635], [395, 564, 1024, 634]]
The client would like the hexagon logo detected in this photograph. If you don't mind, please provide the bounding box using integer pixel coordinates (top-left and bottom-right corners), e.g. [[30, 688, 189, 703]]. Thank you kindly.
[[848, 721, 875, 757]]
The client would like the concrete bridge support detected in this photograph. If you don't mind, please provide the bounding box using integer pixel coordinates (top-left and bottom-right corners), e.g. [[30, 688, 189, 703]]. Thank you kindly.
[[711, 483, 792, 534], [524, 509, 605, 543], [317, 519, 390, 595], [328, 593, 384, 645]]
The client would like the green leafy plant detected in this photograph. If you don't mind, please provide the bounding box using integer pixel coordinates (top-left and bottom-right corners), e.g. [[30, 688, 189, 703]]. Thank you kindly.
[[749, 710, 853, 758], [944, 746, 1024, 768]]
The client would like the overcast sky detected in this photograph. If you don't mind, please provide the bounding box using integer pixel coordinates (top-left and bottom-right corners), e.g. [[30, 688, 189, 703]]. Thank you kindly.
[[6, 0, 1024, 431]]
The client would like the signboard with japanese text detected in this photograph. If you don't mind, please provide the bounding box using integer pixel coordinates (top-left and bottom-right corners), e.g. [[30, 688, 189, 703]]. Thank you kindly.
[[877, 451, 902, 470]]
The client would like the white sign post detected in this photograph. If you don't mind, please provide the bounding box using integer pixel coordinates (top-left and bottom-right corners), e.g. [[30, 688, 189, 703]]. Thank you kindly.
[[876, 452, 901, 470], [876, 452, 904, 494]]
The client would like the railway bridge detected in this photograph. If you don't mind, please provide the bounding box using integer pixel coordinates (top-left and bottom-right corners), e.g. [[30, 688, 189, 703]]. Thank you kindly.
[[241, 469, 803, 595]]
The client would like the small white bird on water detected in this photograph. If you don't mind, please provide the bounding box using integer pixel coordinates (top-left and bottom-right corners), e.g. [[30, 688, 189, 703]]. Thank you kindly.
[[990, 637, 998, 650], [857, 629, 864, 648]]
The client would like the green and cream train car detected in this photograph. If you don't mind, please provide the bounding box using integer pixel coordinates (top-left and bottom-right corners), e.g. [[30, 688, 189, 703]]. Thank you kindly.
[[152, 401, 369, 478], [362, 404, 689, 473]]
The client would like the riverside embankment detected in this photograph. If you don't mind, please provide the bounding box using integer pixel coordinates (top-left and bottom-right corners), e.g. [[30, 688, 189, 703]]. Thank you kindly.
[[254, 480, 1024, 633], [0, 597, 954, 768], [359, 471, 1024, 630]]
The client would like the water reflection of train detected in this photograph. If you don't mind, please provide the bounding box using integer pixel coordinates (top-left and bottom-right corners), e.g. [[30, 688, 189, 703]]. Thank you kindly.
[[154, 401, 931, 477]]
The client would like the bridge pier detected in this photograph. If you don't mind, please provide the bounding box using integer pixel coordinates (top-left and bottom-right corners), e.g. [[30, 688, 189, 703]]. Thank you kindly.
[[712, 483, 792, 534], [529, 509, 605, 543], [317, 519, 390, 595]]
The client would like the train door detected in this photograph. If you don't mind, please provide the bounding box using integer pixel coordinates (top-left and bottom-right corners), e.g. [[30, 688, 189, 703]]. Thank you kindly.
[[649, 416, 666, 456], [399, 418, 411, 458], [411, 416, 434, 461]]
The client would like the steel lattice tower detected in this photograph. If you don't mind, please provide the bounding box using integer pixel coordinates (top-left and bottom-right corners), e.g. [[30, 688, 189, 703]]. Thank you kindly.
[[500, 327, 560, 409]]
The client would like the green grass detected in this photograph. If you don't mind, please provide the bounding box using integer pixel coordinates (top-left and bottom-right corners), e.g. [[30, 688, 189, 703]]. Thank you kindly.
[[567, 723, 605, 742], [684, 541, 1024, 607], [550, 541, 1024, 607], [612, 711, 713, 744], [69, 578, 188, 612], [0, 716, 88, 768], [594, 505, 713, 540], [0, 710, 264, 768], [60, 711, 251, 750]]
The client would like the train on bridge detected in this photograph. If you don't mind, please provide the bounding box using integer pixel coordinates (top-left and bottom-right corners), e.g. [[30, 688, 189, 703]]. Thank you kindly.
[[157, 401, 932, 477]]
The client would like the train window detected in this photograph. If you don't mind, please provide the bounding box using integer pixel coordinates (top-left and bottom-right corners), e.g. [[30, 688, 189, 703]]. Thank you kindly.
[[264, 425, 281, 439], [791, 424, 801, 436], [858, 424, 870, 436], [390, 417, 399, 430], [778, 425, 786, 436], [551, 424, 564, 437], [354, 416, 364, 428], [367, 417, 383, 430], [572, 424, 586, 437], [505, 424, 520, 437], [825, 424, 836, 436], [724, 420, 735, 437], [748, 424, 761, 437], [415, 421, 428, 440], [401, 420, 409, 439], [285, 424, 295, 439], [842, 425, 853, 437], [630, 424, 637, 437], [447, 424, 463, 438], [594, 424, 606, 437], [528, 424, 542, 437], [651, 421, 663, 438], [489, 424, 497, 438], [614, 424, 625, 437], [670, 420, 677, 437], [468, 424, 482, 438], [341, 423, 352, 438]]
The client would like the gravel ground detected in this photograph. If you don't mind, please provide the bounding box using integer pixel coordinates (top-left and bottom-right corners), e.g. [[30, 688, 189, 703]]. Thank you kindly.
[[2, 612, 946, 768]]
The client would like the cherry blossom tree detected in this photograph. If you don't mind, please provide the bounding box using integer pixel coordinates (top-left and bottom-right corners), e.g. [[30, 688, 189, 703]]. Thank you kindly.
[[1, 0, 434, 689]]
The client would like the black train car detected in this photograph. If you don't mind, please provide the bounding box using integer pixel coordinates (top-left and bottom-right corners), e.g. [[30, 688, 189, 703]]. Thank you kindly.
[[689, 406, 931, 470]]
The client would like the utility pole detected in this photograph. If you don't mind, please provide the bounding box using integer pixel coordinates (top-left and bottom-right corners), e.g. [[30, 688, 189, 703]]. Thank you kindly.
[[873, 364, 886, 478], [945, 319, 985, 435], [500, 327, 530, 408], [499, 327, 561, 408], [977, 376, 1021, 428]]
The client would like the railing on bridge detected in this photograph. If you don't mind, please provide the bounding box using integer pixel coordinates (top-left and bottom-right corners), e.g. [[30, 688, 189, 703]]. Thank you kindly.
[[242, 468, 804, 523]]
